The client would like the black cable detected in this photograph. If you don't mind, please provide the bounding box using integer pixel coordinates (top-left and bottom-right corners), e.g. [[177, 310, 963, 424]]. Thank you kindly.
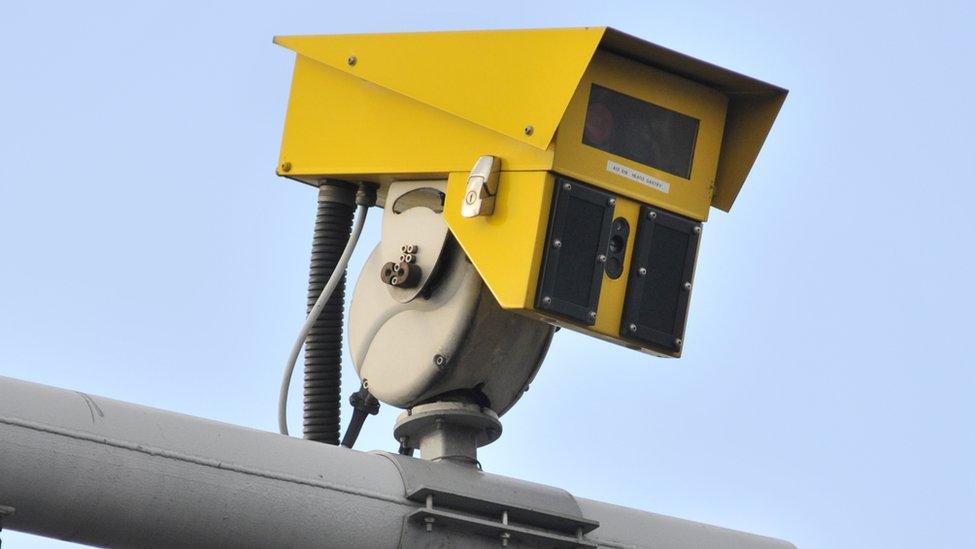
[[340, 386, 380, 448]]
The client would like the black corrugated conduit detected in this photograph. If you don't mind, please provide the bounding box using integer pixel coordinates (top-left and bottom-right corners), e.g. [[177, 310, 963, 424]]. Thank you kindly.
[[278, 182, 376, 442]]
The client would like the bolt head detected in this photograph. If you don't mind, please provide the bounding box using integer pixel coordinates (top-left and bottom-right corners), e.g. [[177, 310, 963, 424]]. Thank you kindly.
[[347, 55, 357, 66], [524, 125, 534, 136], [280, 161, 292, 173]]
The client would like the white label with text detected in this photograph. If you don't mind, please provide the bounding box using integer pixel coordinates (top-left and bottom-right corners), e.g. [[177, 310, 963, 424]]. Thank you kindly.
[[606, 160, 670, 194]]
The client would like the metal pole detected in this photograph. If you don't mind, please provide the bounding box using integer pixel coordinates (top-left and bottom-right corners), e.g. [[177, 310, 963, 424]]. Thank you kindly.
[[0, 375, 793, 548]]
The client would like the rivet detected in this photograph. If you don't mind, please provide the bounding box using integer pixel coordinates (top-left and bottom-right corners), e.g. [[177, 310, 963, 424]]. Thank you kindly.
[[684, 282, 692, 291], [347, 55, 357, 66], [524, 125, 534, 136], [433, 354, 446, 367], [629, 323, 638, 332], [280, 161, 292, 173], [588, 311, 597, 320], [648, 211, 657, 219], [674, 338, 683, 347], [638, 267, 647, 276], [694, 225, 702, 234], [562, 182, 572, 191], [597, 254, 606, 263], [608, 198, 616, 206], [542, 296, 552, 305], [552, 239, 562, 249]]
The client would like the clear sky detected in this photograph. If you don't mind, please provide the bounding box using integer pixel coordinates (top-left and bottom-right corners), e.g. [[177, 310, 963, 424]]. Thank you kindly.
[[1, 1, 973, 547]]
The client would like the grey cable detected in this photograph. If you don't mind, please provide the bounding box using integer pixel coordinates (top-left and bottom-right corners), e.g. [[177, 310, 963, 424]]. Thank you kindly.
[[279, 204, 368, 436]]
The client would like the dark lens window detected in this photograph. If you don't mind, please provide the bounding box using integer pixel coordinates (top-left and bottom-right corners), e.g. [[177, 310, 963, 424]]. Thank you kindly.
[[582, 84, 700, 179]]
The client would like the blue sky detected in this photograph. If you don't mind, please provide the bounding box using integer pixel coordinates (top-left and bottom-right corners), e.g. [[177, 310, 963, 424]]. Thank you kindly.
[[1, 1, 973, 547]]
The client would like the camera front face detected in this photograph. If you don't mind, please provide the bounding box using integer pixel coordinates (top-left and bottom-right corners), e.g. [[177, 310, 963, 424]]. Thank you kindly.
[[507, 51, 728, 356], [553, 50, 730, 223]]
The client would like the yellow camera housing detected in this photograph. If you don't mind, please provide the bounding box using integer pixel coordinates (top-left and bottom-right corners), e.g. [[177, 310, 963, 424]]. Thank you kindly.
[[276, 27, 786, 356]]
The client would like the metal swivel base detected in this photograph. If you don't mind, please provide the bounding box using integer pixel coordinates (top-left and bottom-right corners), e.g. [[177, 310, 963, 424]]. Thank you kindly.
[[393, 401, 502, 466]]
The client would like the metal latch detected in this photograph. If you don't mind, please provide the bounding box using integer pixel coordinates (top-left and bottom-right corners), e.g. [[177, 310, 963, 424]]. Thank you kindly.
[[461, 155, 501, 218]]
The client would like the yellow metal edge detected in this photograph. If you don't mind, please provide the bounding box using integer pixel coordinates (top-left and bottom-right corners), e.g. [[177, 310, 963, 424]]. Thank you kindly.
[[274, 28, 607, 151], [711, 91, 787, 211], [276, 53, 556, 181], [443, 170, 554, 310]]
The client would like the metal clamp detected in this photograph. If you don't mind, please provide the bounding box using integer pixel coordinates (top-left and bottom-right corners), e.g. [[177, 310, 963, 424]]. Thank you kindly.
[[407, 494, 596, 548], [380, 452, 599, 548], [461, 155, 501, 218]]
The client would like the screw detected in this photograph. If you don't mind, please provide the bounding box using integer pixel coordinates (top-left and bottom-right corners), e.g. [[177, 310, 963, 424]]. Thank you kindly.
[[684, 282, 692, 291], [638, 267, 647, 276], [608, 198, 616, 206], [433, 354, 446, 367], [542, 296, 552, 305], [524, 125, 534, 136], [629, 323, 638, 332], [588, 311, 597, 320], [694, 225, 702, 234], [552, 239, 562, 249], [347, 55, 357, 66], [562, 182, 572, 191], [280, 161, 292, 173], [647, 211, 657, 220], [597, 254, 606, 263]]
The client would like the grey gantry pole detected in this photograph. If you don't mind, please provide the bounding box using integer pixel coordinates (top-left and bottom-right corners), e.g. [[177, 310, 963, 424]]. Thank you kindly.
[[0, 375, 793, 549]]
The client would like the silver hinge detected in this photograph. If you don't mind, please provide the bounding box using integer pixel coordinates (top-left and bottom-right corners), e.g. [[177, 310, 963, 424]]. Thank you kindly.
[[461, 155, 501, 218]]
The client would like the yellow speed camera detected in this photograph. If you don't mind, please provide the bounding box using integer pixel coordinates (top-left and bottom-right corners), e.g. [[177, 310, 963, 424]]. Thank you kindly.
[[275, 27, 786, 357]]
